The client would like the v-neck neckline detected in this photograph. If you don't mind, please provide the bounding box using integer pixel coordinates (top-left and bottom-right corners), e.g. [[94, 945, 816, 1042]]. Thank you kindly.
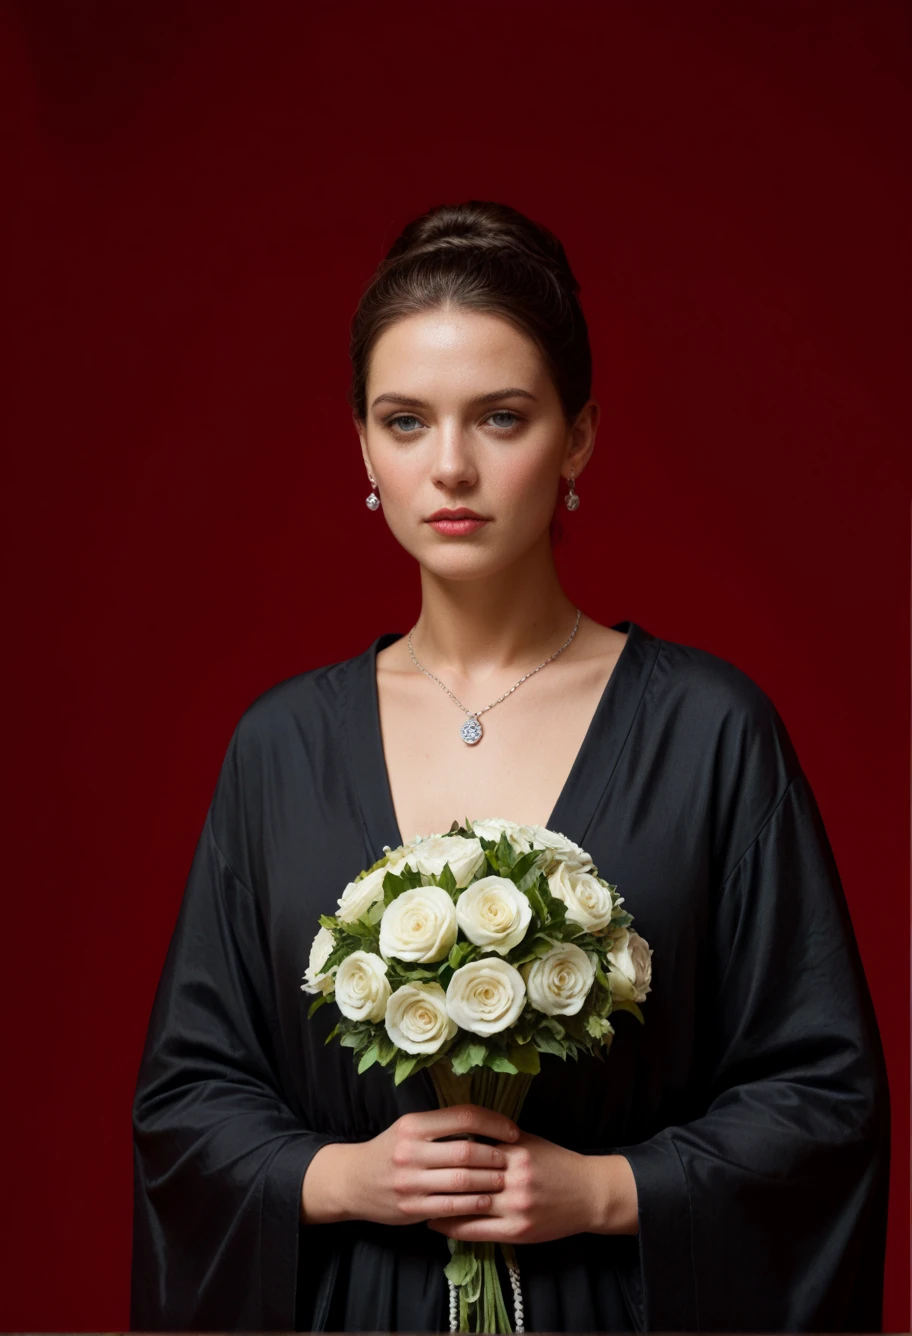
[[342, 619, 659, 859]]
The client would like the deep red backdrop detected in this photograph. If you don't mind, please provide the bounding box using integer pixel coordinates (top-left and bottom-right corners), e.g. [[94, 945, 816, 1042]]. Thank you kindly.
[[2, 1, 909, 1330]]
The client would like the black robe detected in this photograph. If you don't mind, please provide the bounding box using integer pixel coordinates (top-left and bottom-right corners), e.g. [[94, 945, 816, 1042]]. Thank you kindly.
[[130, 620, 891, 1333]]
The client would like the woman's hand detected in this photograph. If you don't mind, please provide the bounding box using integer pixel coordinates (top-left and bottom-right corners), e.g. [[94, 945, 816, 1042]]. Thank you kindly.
[[337, 1103, 520, 1228], [425, 1128, 637, 1243]]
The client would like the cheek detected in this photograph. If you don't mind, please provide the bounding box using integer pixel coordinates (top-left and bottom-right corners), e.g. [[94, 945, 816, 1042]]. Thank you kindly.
[[376, 455, 424, 504], [493, 452, 559, 513]]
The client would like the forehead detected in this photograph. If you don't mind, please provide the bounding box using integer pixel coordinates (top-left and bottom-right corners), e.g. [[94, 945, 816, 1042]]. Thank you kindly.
[[367, 308, 546, 398]]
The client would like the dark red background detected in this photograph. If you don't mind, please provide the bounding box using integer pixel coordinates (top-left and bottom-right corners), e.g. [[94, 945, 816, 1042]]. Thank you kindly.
[[2, 1, 909, 1330]]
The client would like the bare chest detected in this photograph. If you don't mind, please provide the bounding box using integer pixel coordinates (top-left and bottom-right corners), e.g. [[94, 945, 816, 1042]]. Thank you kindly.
[[375, 646, 624, 844]]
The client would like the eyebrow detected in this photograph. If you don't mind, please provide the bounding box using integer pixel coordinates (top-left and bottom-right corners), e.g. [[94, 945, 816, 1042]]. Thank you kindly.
[[370, 387, 538, 410]]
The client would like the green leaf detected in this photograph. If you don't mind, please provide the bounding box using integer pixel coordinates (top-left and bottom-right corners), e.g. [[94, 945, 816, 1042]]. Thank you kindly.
[[382, 871, 406, 905], [307, 993, 329, 1018], [611, 998, 645, 1024], [524, 880, 548, 923], [510, 849, 544, 884], [394, 1054, 420, 1085], [353, 912, 380, 939], [447, 939, 475, 971], [376, 1033, 398, 1065], [323, 1023, 340, 1045], [437, 861, 457, 894], [585, 1013, 615, 1039], [357, 1044, 381, 1073], [444, 1253, 479, 1287], [401, 863, 424, 890], [484, 1053, 519, 1074], [450, 1039, 487, 1075], [464, 1259, 483, 1303], [495, 831, 515, 865], [533, 1030, 569, 1059], [547, 896, 568, 923], [508, 1043, 541, 1075]]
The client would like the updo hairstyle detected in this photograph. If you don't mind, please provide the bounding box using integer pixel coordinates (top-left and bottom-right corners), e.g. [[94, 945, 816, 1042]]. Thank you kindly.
[[347, 199, 593, 430]]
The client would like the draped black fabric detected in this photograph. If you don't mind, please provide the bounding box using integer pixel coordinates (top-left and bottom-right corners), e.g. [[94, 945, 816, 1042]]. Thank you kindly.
[[130, 620, 891, 1332]]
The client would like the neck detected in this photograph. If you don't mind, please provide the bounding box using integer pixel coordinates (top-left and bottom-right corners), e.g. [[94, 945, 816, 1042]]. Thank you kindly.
[[409, 529, 582, 682]]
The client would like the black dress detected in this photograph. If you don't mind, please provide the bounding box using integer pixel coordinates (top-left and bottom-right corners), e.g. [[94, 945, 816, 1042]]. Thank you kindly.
[[130, 620, 891, 1333]]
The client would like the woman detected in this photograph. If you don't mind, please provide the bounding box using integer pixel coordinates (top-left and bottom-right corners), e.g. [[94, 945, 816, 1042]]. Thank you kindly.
[[130, 200, 891, 1333]]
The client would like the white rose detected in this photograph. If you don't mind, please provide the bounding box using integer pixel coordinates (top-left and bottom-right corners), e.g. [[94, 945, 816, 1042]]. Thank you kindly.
[[337, 863, 388, 923], [394, 835, 486, 888], [547, 861, 615, 932], [333, 950, 391, 1022], [521, 940, 596, 1016], [455, 876, 532, 955], [385, 981, 457, 1055], [471, 818, 536, 856], [523, 824, 594, 873], [446, 957, 526, 1036], [379, 885, 458, 963], [300, 925, 337, 996], [606, 928, 653, 1003], [397, 830, 444, 850]]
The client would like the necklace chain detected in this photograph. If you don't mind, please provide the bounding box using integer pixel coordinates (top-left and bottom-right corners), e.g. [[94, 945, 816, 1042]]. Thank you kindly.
[[407, 608, 581, 745]]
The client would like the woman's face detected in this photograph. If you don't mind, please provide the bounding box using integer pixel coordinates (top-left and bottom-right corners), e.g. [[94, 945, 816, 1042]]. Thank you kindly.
[[356, 307, 597, 581]]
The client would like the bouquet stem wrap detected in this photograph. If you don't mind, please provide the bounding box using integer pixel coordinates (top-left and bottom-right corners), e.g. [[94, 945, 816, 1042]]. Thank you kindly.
[[429, 1058, 533, 1333]]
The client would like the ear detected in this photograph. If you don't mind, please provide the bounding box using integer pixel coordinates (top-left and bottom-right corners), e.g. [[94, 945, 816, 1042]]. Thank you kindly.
[[354, 413, 374, 480], [564, 399, 599, 479]]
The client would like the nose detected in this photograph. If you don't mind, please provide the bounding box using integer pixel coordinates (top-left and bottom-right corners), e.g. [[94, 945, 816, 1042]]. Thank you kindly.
[[429, 420, 478, 490]]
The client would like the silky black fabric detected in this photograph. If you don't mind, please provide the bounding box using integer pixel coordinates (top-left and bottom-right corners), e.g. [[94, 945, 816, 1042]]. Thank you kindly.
[[130, 620, 891, 1333]]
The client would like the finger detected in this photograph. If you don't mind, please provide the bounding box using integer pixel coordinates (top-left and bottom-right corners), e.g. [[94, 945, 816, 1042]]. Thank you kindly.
[[400, 1166, 506, 1197], [407, 1104, 519, 1145], [411, 1137, 508, 1171], [400, 1191, 497, 1221]]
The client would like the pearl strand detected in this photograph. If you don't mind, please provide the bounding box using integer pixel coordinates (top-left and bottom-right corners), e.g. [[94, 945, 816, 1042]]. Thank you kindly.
[[448, 1251, 524, 1333]]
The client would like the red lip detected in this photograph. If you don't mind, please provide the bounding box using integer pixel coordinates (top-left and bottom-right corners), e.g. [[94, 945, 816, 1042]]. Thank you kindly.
[[426, 508, 487, 521]]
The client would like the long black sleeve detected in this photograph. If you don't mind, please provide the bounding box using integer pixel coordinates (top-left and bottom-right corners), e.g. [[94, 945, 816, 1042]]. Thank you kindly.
[[586, 768, 891, 1332], [130, 799, 350, 1331]]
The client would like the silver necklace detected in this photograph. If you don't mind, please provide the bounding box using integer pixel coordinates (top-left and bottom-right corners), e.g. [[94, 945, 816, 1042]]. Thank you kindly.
[[407, 608, 582, 745]]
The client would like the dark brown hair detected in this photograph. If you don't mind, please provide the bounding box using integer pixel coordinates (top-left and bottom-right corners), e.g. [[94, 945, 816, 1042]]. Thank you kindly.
[[344, 197, 592, 542], [347, 199, 592, 429]]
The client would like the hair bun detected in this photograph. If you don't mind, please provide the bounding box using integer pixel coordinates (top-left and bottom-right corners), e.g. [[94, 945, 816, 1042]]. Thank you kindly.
[[386, 200, 575, 290], [348, 197, 592, 455]]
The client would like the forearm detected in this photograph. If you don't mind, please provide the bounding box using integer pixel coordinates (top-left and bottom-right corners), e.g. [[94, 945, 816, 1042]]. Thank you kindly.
[[582, 1152, 639, 1234], [300, 1140, 362, 1224]]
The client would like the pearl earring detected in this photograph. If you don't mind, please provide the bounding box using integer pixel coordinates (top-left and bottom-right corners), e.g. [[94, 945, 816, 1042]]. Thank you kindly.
[[564, 467, 580, 511], [365, 476, 380, 511]]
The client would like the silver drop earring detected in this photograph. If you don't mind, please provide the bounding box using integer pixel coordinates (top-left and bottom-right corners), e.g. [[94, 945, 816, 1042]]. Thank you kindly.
[[564, 466, 580, 511], [365, 475, 380, 511]]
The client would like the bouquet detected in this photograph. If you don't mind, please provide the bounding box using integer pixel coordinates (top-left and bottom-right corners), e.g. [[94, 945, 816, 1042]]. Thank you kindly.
[[301, 817, 653, 1334]]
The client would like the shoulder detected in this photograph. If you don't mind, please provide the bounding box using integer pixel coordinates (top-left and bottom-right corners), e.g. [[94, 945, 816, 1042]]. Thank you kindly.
[[651, 630, 795, 755], [645, 627, 804, 865], [221, 643, 367, 775]]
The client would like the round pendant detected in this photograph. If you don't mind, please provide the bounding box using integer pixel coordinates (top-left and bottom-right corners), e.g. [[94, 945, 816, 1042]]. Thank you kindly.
[[460, 715, 483, 745]]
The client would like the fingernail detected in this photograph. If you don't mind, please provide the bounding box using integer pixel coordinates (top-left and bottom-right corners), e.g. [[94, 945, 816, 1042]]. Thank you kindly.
[[508, 1126, 519, 1140], [477, 1195, 491, 1209]]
